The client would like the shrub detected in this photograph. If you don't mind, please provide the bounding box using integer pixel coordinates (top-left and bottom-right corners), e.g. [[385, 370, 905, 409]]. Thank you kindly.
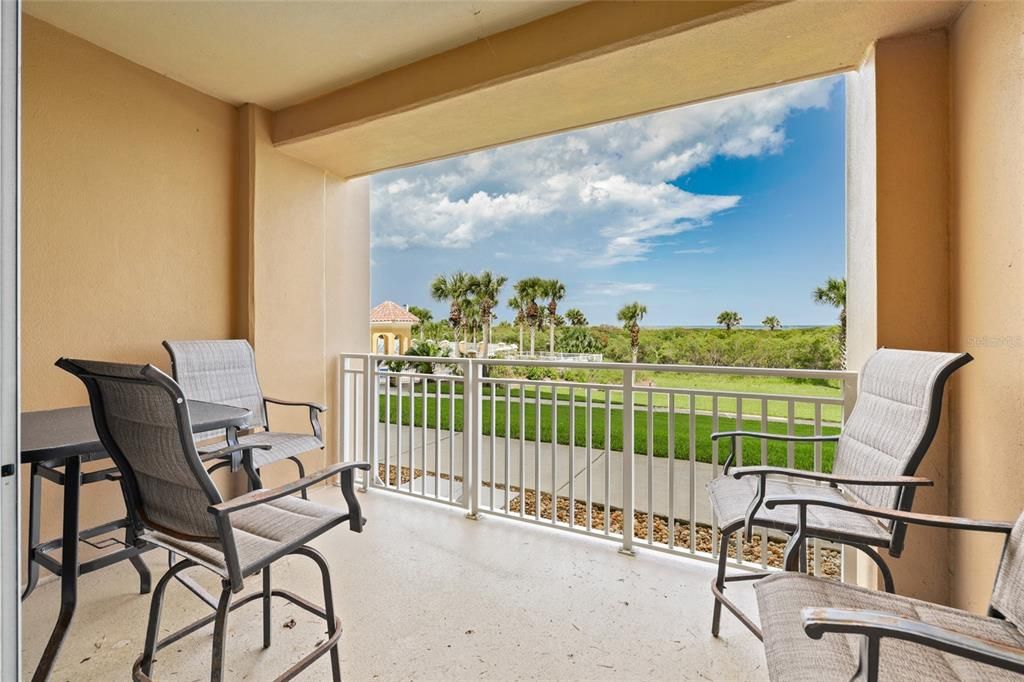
[[525, 365, 556, 381], [560, 368, 589, 383]]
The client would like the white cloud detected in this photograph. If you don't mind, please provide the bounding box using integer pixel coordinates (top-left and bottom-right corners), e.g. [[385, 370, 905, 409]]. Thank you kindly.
[[584, 282, 657, 296], [675, 246, 718, 255], [371, 77, 836, 264]]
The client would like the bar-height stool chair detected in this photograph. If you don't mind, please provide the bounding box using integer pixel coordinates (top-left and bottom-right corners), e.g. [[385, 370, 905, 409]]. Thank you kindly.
[[754, 504, 1024, 681], [163, 339, 325, 495], [707, 348, 971, 638], [58, 358, 369, 681]]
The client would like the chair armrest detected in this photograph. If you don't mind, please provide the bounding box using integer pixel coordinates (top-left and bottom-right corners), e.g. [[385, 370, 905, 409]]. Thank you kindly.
[[263, 397, 326, 440], [199, 442, 272, 462], [208, 461, 370, 517], [725, 465, 928, 539], [731, 466, 933, 487], [711, 430, 840, 443], [764, 496, 1015, 534], [711, 431, 840, 476], [264, 396, 327, 412], [802, 607, 1024, 676]]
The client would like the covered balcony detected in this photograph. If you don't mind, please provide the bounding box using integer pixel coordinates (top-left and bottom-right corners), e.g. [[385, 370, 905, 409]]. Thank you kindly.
[[21, 487, 768, 680], [4, 1, 1023, 680]]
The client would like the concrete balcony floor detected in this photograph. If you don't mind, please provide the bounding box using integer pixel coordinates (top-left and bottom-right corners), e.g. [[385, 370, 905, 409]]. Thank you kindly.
[[22, 486, 767, 680]]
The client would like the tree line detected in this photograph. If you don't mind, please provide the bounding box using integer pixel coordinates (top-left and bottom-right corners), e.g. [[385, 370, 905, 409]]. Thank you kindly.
[[409, 272, 847, 369]]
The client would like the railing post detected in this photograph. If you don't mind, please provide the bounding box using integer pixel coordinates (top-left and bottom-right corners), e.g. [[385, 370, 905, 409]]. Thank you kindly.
[[338, 355, 348, 466], [620, 366, 635, 556], [365, 354, 379, 489], [841, 370, 859, 583], [335, 355, 349, 490], [842, 371, 858, 425], [465, 359, 480, 519]]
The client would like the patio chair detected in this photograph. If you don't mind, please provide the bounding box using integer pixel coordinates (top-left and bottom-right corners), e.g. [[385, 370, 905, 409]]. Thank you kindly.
[[707, 348, 971, 638], [57, 358, 369, 682], [754, 502, 1024, 681], [163, 339, 325, 495]]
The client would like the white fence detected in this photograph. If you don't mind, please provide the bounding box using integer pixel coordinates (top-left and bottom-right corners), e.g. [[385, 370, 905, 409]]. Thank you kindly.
[[504, 350, 604, 362], [338, 353, 858, 576]]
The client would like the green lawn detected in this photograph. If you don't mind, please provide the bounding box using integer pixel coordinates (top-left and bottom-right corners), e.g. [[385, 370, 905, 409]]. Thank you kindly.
[[381, 394, 839, 472], [416, 372, 844, 424]]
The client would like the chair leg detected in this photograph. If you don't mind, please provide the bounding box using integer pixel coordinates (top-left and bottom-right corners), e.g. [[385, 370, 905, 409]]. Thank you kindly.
[[779, 524, 810, 573], [711, 529, 730, 638], [293, 546, 341, 682], [210, 581, 233, 682], [21, 463, 41, 600], [853, 635, 881, 682], [140, 559, 194, 677], [242, 454, 263, 491], [289, 457, 308, 500], [262, 567, 272, 649], [126, 527, 152, 595]]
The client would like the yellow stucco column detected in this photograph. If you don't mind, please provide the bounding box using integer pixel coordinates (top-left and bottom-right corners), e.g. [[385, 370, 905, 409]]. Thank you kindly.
[[847, 31, 952, 604], [242, 105, 370, 486]]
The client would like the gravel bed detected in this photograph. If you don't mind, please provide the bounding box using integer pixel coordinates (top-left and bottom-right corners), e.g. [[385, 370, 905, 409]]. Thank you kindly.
[[377, 464, 840, 578]]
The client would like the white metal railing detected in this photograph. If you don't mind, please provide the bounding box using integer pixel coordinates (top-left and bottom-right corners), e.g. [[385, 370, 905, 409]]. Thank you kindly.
[[338, 353, 858, 577]]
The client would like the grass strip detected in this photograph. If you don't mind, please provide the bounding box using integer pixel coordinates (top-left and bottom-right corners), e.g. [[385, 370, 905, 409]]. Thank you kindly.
[[380, 394, 838, 471]]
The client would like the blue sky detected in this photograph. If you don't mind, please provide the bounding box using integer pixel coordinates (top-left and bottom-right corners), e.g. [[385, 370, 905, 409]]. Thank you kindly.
[[370, 74, 846, 327]]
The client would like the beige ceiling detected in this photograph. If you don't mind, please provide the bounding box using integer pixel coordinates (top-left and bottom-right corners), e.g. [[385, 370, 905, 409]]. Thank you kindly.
[[276, 0, 963, 177], [23, 0, 582, 109]]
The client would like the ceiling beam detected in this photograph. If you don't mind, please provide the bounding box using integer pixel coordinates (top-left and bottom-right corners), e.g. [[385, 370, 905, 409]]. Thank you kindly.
[[271, 1, 759, 145], [273, 1, 961, 178]]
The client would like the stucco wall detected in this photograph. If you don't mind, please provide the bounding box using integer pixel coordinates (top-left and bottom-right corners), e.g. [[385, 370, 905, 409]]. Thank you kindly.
[[872, 30, 952, 605], [19, 17, 371, 571], [849, 14, 1024, 609], [845, 51, 877, 373], [949, 1, 1024, 611], [20, 16, 239, 543], [325, 177, 371, 466], [845, 30, 954, 603], [245, 105, 370, 487]]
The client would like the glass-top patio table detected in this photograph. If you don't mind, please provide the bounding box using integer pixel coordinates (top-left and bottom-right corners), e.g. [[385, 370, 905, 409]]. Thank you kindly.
[[20, 400, 251, 681]]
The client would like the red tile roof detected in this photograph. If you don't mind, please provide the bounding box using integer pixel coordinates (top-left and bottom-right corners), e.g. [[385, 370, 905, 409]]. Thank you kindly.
[[370, 301, 420, 324]]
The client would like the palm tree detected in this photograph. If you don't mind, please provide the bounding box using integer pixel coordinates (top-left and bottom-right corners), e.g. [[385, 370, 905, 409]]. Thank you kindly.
[[717, 310, 742, 331], [430, 272, 474, 356], [542, 279, 566, 352], [514, 277, 545, 355], [565, 308, 587, 327], [813, 277, 847, 366], [617, 302, 647, 363], [408, 305, 433, 340], [507, 294, 527, 351], [472, 271, 507, 359], [762, 315, 781, 331]]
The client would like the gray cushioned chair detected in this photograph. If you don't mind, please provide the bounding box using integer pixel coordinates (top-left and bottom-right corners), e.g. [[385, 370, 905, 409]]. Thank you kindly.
[[163, 339, 325, 495], [58, 358, 369, 682], [707, 348, 971, 638], [754, 503, 1024, 681]]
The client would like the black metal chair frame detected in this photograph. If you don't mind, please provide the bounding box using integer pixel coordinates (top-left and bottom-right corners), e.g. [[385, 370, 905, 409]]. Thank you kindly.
[[58, 358, 369, 682], [709, 352, 971, 640], [760, 500, 1024, 681], [21, 456, 152, 602]]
